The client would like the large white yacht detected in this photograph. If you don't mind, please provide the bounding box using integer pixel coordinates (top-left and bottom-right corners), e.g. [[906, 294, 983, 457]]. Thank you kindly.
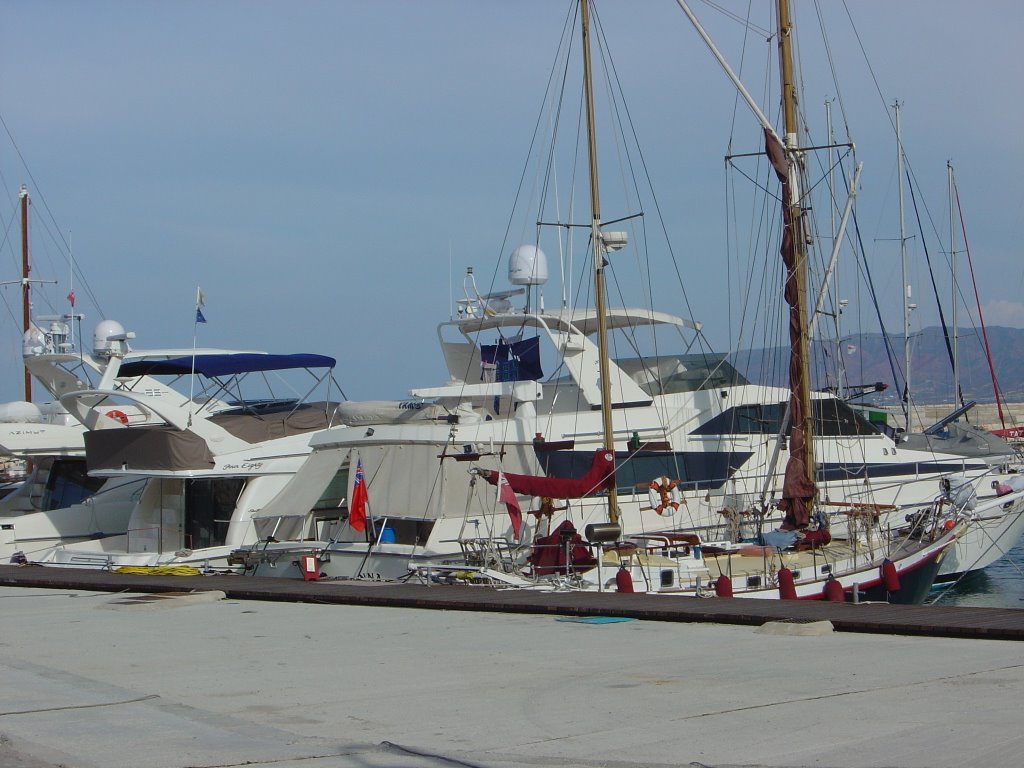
[[4, 317, 344, 570]]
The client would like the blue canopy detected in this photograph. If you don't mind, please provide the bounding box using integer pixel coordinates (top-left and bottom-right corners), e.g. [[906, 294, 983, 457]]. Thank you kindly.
[[118, 353, 336, 379]]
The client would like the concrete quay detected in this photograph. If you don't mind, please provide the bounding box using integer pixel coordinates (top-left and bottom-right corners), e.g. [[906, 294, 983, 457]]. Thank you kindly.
[[2, 580, 1023, 768]]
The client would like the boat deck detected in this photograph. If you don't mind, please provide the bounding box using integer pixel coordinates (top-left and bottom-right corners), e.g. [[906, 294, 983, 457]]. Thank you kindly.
[[2, 564, 1022, 641]]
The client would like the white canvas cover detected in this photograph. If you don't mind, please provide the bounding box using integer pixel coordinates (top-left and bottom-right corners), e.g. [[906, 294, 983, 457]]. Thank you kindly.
[[251, 447, 347, 540], [354, 443, 450, 521], [253, 440, 508, 542]]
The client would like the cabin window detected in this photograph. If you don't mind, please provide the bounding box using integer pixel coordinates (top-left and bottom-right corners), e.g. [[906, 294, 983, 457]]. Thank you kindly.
[[312, 469, 348, 514], [42, 459, 105, 511], [692, 399, 877, 437], [813, 399, 878, 436], [332, 517, 436, 546], [614, 353, 748, 396], [692, 404, 782, 436], [660, 570, 674, 588]]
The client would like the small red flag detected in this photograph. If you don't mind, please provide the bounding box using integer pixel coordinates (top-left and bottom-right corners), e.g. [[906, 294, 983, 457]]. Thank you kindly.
[[497, 471, 522, 539], [67, 290, 76, 307], [349, 457, 368, 532]]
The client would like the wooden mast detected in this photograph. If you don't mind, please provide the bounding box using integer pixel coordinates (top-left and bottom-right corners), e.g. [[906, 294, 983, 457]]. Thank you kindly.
[[580, 0, 619, 524], [20, 184, 32, 403], [775, 0, 815, 526]]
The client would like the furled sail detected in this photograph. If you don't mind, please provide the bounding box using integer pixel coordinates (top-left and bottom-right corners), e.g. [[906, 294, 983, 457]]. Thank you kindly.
[[765, 128, 814, 529]]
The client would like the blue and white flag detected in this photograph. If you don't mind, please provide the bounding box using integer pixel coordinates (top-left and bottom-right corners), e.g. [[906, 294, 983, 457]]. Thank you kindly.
[[195, 286, 207, 323]]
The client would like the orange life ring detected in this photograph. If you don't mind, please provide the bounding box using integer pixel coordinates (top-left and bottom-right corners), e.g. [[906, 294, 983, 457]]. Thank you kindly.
[[105, 409, 129, 425], [648, 476, 682, 515]]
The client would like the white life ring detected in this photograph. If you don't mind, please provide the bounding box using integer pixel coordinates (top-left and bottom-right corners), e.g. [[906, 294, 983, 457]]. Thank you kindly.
[[648, 476, 682, 515]]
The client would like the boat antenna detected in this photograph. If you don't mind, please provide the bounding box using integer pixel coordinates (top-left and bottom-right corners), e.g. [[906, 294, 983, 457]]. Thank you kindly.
[[580, 0, 619, 525]]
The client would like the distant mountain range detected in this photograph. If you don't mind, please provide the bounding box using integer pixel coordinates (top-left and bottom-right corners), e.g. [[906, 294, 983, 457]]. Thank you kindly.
[[730, 325, 1024, 405]]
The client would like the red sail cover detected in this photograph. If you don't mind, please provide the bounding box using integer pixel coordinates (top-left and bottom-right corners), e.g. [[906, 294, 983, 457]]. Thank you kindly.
[[766, 128, 814, 530], [483, 449, 615, 499], [528, 520, 597, 576]]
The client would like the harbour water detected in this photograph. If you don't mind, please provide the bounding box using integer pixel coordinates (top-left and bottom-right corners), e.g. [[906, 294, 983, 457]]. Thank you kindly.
[[930, 538, 1024, 607]]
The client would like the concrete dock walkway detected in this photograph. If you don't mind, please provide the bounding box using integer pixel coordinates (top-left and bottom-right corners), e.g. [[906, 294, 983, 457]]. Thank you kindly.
[[1, 584, 1022, 768]]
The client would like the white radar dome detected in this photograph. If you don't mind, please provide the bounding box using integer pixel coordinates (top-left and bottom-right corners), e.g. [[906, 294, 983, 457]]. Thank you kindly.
[[0, 400, 43, 423], [93, 320, 127, 356], [508, 245, 548, 286]]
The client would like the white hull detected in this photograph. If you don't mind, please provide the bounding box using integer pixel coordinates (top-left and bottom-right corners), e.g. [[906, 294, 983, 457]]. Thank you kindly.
[[937, 494, 1024, 580]]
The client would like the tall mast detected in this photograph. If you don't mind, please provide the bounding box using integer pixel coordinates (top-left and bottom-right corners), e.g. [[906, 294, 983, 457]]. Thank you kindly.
[[775, 0, 815, 528], [580, 0, 619, 524], [948, 161, 959, 406], [20, 184, 32, 403], [895, 101, 911, 431]]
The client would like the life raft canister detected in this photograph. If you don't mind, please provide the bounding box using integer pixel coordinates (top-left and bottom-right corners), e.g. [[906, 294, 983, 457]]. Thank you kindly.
[[648, 476, 682, 515], [105, 409, 129, 425]]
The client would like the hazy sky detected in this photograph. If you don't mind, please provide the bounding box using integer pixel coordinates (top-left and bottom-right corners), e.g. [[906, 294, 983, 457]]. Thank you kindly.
[[1, 1, 1021, 405]]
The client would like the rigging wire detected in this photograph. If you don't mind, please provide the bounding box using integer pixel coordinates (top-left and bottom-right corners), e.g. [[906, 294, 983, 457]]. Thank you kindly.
[[956, 183, 1007, 429], [904, 169, 963, 408], [0, 111, 106, 320], [695, 0, 772, 39]]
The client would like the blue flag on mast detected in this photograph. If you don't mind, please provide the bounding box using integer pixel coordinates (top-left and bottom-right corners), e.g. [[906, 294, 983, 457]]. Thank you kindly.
[[195, 286, 207, 323]]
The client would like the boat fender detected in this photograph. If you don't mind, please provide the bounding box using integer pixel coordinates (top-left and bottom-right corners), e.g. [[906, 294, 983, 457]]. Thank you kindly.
[[777, 567, 797, 600], [105, 409, 129, 425], [714, 574, 733, 598], [823, 577, 844, 602], [648, 477, 682, 515], [880, 558, 900, 592], [615, 566, 635, 593]]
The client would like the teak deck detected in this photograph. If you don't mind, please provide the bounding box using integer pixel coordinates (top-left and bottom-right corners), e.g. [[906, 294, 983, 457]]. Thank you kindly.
[[2, 564, 1022, 641]]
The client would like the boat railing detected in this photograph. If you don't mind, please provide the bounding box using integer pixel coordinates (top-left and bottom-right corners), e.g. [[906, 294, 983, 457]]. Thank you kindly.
[[457, 536, 527, 573]]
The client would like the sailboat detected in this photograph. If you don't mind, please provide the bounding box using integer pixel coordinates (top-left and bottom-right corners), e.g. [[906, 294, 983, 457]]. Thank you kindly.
[[232, 1, 1017, 595], [461, 0, 961, 602]]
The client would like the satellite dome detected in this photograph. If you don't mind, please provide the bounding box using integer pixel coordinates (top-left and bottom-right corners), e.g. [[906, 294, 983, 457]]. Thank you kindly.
[[93, 320, 127, 356], [0, 400, 43, 423], [22, 325, 46, 357], [508, 245, 549, 286]]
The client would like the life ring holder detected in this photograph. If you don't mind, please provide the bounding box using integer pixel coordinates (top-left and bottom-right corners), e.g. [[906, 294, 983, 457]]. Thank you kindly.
[[648, 476, 682, 515]]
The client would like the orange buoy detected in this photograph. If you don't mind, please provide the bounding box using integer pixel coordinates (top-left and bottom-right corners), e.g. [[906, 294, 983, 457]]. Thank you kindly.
[[823, 578, 844, 602], [880, 558, 900, 592], [715, 574, 733, 597], [615, 567, 635, 593], [777, 567, 797, 600]]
